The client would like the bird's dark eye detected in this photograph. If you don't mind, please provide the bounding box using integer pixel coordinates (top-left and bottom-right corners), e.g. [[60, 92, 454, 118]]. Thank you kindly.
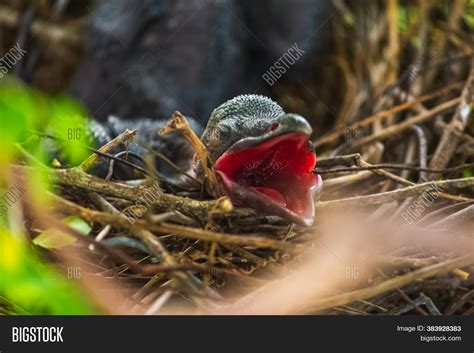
[[269, 122, 279, 131]]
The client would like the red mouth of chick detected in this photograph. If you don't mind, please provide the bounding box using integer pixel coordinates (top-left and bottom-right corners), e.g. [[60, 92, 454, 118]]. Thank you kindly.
[[214, 132, 319, 225]]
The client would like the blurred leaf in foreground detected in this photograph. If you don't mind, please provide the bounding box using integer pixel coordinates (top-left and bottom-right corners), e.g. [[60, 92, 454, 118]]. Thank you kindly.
[[0, 77, 97, 315], [0, 77, 91, 168], [0, 230, 98, 315], [33, 216, 91, 249]]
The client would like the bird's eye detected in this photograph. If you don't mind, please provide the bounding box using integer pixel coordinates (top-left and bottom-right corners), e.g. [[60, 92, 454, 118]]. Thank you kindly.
[[269, 122, 279, 131]]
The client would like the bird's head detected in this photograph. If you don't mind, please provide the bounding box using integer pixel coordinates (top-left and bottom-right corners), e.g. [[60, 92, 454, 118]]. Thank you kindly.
[[201, 95, 322, 226]]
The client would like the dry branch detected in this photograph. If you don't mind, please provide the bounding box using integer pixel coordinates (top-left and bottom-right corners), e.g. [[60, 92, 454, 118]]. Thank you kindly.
[[317, 177, 474, 209], [160, 111, 219, 195], [50, 194, 298, 252], [302, 253, 474, 313], [314, 83, 463, 147], [428, 57, 474, 178], [80, 129, 138, 172], [345, 98, 460, 152]]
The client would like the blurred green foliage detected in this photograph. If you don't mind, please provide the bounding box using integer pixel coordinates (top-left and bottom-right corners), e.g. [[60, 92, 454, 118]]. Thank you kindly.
[[466, 1, 474, 27], [0, 78, 90, 167], [0, 77, 98, 314], [0, 229, 97, 314]]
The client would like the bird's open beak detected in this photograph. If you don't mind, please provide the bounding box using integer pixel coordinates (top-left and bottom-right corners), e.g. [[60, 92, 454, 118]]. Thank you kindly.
[[213, 114, 322, 226]]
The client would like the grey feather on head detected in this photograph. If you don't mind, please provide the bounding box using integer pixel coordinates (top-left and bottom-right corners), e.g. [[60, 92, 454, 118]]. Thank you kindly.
[[201, 95, 285, 163]]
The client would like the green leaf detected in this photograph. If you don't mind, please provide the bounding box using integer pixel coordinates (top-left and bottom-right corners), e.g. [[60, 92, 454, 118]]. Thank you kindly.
[[64, 215, 92, 235], [33, 230, 76, 249], [33, 216, 91, 249]]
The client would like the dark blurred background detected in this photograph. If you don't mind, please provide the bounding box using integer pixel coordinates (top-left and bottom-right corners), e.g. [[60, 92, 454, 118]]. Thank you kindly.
[[0, 0, 332, 124], [0, 0, 472, 139]]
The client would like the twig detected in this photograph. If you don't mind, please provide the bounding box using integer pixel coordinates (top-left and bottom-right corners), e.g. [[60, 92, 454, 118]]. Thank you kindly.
[[105, 151, 144, 180], [33, 130, 149, 177], [445, 290, 474, 314], [323, 171, 373, 189], [49, 194, 298, 252], [145, 290, 173, 315], [315, 162, 474, 175], [80, 129, 138, 171], [83, 191, 221, 302], [13, 165, 234, 221], [428, 205, 474, 229], [87, 192, 175, 265], [428, 56, 474, 178], [376, 255, 438, 268], [419, 201, 474, 225], [88, 224, 112, 251], [345, 98, 460, 152], [300, 253, 474, 313], [319, 154, 470, 203], [135, 140, 202, 186], [422, 0, 468, 87], [356, 160, 470, 203], [410, 125, 428, 182], [317, 177, 474, 209], [44, 215, 145, 273], [160, 111, 219, 194], [314, 83, 463, 147], [317, 154, 362, 168], [377, 267, 429, 315], [386, 0, 399, 85]]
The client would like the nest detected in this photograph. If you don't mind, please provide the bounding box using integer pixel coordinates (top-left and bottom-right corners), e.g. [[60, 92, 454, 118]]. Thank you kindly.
[[1, 0, 474, 315]]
